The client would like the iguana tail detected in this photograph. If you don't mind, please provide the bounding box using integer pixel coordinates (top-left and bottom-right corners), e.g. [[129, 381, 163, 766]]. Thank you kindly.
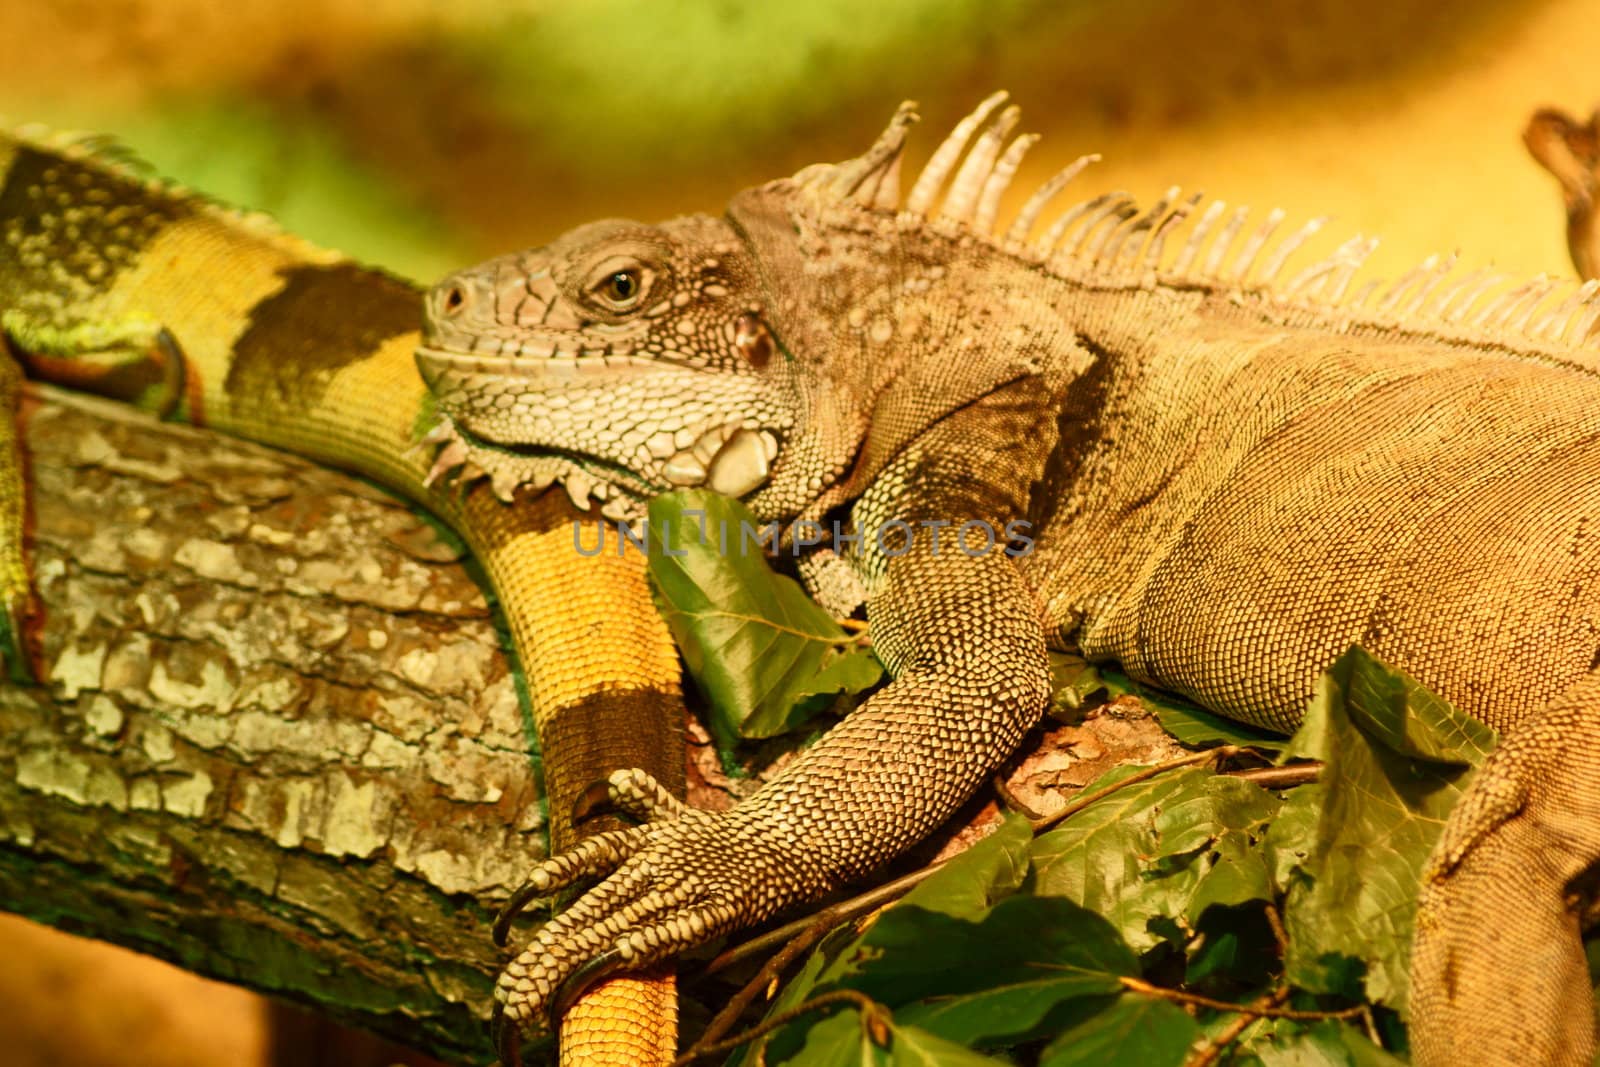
[[0, 130, 683, 1063]]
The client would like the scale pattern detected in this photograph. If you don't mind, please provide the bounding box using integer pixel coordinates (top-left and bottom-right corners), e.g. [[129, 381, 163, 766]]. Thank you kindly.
[[430, 95, 1600, 1065]]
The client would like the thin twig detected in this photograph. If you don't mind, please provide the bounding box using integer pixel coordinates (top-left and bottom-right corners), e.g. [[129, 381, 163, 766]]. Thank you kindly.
[[835, 617, 869, 633], [701, 864, 941, 978], [1223, 762, 1322, 788], [992, 771, 1048, 820], [1184, 987, 1291, 1067], [1264, 902, 1290, 958], [1031, 746, 1244, 833], [1121, 976, 1366, 1022], [672, 989, 887, 1066], [689, 912, 838, 1054]]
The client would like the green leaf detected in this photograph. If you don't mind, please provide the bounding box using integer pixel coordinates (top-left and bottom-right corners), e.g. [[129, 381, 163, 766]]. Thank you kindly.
[[1029, 766, 1281, 951], [645, 490, 884, 744], [1277, 646, 1497, 1014], [774, 1009, 1013, 1066], [858, 896, 1138, 1046], [755, 813, 1036, 1059], [1037, 994, 1201, 1067], [896, 813, 1034, 919], [764, 890, 1139, 1058], [1242, 1018, 1408, 1066]]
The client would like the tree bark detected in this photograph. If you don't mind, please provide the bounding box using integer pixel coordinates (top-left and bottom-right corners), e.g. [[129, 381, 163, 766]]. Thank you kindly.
[[0, 387, 542, 1065]]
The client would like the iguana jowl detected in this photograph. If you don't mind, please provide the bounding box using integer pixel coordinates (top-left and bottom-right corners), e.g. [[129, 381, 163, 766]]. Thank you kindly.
[[420, 93, 1600, 1065]]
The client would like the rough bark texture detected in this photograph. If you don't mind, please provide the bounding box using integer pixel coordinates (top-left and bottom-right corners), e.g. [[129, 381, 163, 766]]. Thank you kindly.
[[0, 387, 545, 1066]]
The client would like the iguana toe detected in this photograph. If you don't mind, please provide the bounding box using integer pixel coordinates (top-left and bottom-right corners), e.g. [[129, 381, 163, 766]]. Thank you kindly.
[[571, 767, 691, 825], [493, 823, 654, 945], [492, 798, 821, 1054]]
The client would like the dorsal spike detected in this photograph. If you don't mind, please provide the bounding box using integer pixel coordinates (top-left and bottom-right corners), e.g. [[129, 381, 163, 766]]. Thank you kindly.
[[1144, 191, 1205, 270], [1575, 287, 1600, 342], [1429, 266, 1494, 320], [1332, 238, 1381, 304], [1444, 271, 1506, 323], [869, 151, 905, 212], [906, 92, 1008, 217], [1470, 277, 1538, 329], [940, 105, 1020, 226], [1398, 254, 1458, 319], [1102, 186, 1178, 269], [976, 133, 1039, 236], [1282, 256, 1339, 299], [1202, 206, 1251, 278], [835, 100, 920, 208], [1171, 198, 1227, 276], [1005, 154, 1098, 244], [1035, 191, 1119, 256], [1258, 217, 1327, 284], [1078, 203, 1139, 264], [1375, 255, 1440, 314], [1507, 278, 1559, 333], [1229, 207, 1287, 281], [1538, 279, 1600, 341], [1528, 280, 1585, 340], [1053, 194, 1135, 259], [1282, 234, 1361, 299]]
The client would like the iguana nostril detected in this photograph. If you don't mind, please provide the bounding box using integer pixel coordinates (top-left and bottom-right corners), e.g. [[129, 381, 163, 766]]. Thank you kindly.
[[443, 285, 467, 315]]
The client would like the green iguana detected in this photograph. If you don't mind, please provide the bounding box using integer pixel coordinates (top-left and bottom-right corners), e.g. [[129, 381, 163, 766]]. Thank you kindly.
[[1526, 105, 1600, 282], [415, 94, 1600, 1066], [0, 129, 686, 1065]]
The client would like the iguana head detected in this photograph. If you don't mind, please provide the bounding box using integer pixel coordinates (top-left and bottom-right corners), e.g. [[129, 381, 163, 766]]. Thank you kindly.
[[416, 214, 800, 520], [418, 94, 1071, 523]]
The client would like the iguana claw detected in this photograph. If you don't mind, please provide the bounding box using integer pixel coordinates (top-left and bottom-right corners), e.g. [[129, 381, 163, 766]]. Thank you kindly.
[[550, 949, 628, 1019], [492, 767, 823, 1053]]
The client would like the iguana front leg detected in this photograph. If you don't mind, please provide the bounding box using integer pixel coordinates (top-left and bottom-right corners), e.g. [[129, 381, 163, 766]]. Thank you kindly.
[[1411, 671, 1600, 1066], [492, 508, 1051, 1053]]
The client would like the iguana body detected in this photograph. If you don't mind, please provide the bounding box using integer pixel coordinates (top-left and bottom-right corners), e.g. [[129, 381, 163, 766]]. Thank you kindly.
[[421, 95, 1600, 1064], [0, 131, 685, 1065]]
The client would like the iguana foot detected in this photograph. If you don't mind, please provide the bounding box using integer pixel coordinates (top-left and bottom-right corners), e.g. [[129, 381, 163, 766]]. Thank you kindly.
[[2, 311, 187, 417], [491, 768, 823, 1064]]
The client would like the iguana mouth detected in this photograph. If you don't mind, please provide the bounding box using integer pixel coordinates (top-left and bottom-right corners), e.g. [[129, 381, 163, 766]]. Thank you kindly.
[[420, 410, 652, 520], [414, 345, 725, 381], [420, 407, 781, 521]]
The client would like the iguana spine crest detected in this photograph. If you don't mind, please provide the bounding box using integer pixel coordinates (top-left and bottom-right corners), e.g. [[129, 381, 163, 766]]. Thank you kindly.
[[820, 92, 1600, 357]]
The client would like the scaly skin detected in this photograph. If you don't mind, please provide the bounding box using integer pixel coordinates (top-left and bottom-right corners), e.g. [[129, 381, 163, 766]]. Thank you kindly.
[[0, 131, 683, 1065], [423, 95, 1600, 1064], [0, 338, 36, 682]]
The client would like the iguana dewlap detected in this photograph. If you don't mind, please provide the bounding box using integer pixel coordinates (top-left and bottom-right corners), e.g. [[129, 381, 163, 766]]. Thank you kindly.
[[419, 94, 1600, 1065]]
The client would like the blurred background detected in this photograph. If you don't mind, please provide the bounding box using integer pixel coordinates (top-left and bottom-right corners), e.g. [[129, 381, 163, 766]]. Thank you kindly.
[[2, 0, 1597, 1063]]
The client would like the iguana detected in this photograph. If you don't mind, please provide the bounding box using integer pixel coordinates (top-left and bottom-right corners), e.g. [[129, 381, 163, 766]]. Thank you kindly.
[[1526, 105, 1600, 282], [0, 130, 686, 1066], [417, 94, 1600, 1065]]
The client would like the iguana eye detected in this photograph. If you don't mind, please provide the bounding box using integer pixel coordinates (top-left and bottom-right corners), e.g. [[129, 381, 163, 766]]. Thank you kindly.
[[584, 257, 656, 313], [604, 270, 639, 303]]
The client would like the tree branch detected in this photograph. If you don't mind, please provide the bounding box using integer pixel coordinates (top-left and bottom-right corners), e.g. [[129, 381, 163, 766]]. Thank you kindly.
[[0, 388, 539, 1065]]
